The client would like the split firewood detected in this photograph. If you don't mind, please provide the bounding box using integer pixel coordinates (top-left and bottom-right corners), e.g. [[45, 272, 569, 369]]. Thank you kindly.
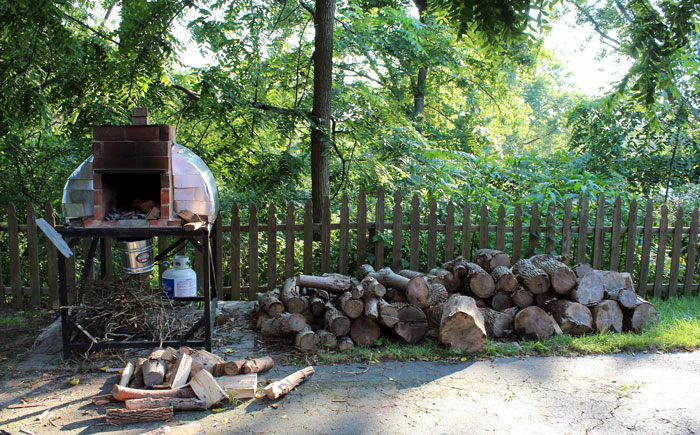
[[591, 300, 623, 333], [295, 326, 320, 352], [217, 373, 258, 399], [623, 296, 659, 332], [392, 303, 428, 344], [318, 330, 338, 349], [442, 256, 469, 278], [605, 288, 637, 309], [297, 273, 353, 293], [145, 205, 161, 220], [361, 276, 387, 299], [569, 270, 606, 306], [310, 296, 327, 316], [463, 262, 496, 299], [573, 263, 593, 278], [364, 296, 379, 320], [141, 422, 205, 435], [143, 349, 166, 387], [324, 302, 351, 336], [337, 336, 354, 351], [280, 277, 304, 313], [338, 291, 364, 319], [177, 210, 204, 223], [112, 384, 196, 401], [489, 292, 514, 311], [125, 398, 208, 412], [475, 249, 510, 273], [161, 347, 179, 363], [374, 267, 411, 291], [190, 369, 228, 408], [512, 259, 550, 295], [211, 360, 245, 377], [241, 356, 274, 374], [259, 288, 285, 317], [129, 357, 147, 389], [377, 299, 399, 328], [438, 295, 487, 352], [264, 366, 315, 400], [491, 266, 519, 293], [350, 317, 381, 346], [106, 406, 174, 425], [511, 286, 534, 308], [529, 254, 577, 294], [189, 349, 224, 377], [429, 268, 461, 293], [479, 307, 516, 339], [261, 312, 307, 337], [169, 352, 192, 389], [545, 300, 593, 335], [119, 361, 134, 387], [357, 263, 377, 280], [514, 306, 555, 339]]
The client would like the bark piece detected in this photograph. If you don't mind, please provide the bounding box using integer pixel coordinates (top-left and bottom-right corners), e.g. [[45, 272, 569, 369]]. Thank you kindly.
[[337, 336, 354, 351], [190, 369, 228, 408], [350, 317, 381, 346], [297, 274, 353, 293], [129, 358, 147, 389], [106, 406, 173, 425], [475, 249, 510, 273], [514, 306, 554, 339], [361, 276, 386, 299], [424, 302, 444, 332], [169, 352, 192, 389], [623, 296, 659, 332], [280, 277, 304, 313], [241, 356, 274, 374], [125, 398, 208, 412], [338, 291, 364, 318], [260, 312, 307, 337], [463, 263, 496, 298], [140, 422, 205, 435], [112, 385, 196, 401], [217, 374, 258, 399], [546, 300, 593, 335], [530, 254, 577, 294], [324, 302, 351, 336], [491, 266, 519, 293], [512, 259, 550, 295], [318, 330, 338, 350], [259, 288, 285, 317], [591, 300, 624, 333], [295, 326, 320, 352], [605, 288, 637, 309], [511, 286, 534, 308], [377, 299, 399, 327], [393, 303, 428, 344], [438, 295, 487, 352], [264, 366, 315, 400], [479, 307, 516, 339]]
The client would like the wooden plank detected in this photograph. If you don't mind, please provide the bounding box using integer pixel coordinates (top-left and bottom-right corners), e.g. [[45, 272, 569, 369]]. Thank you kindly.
[[339, 194, 349, 275], [322, 196, 331, 274], [495, 205, 505, 252], [479, 204, 488, 249], [8, 203, 21, 309], [217, 373, 257, 399], [410, 195, 420, 271], [638, 201, 654, 296], [576, 195, 589, 264], [267, 203, 277, 291], [461, 202, 472, 261], [392, 191, 403, 271], [610, 196, 622, 271], [528, 203, 539, 257], [562, 199, 572, 264], [445, 201, 455, 262], [230, 203, 241, 300], [286, 201, 296, 279], [683, 208, 699, 296], [215, 211, 223, 296], [249, 203, 259, 300], [26, 204, 41, 308], [653, 204, 668, 298], [303, 199, 313, 275], [592, 193, 605, 270], [357, 190, 367, 267], [668, 206, 683, 297], [427, 198, 437, 270], [374, 186, 385, 270], [512, 204, 522, 263], [545, 202, 555, 255], [44, 203, 57, 309], [624, 199, 638, 275]]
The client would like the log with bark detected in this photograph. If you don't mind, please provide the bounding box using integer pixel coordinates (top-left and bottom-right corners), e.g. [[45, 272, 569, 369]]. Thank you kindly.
[[337, 336, 354, 351], [491, 266, 519, 293], [573, 263, 593, 278], [442, 256, 469, 278], [438, 295, 487, 352], [337, 291, 364, 319], [241, 356, 274, 374], [211, 360, 245, 377], [512, 259, 550, 295], [513, 306, 554, 339], [357, 264, 377, 280], [534, 289, 558, 307], [361, 276, 387, 299], [318, 329, 338, 350], [429, 268, 461, 293], [129, 357, 147, 389], [489, 292, 514, 311], [406, 276, 448, 309], [112, 385, 196, 401], [310, 296, 327, 317], [385, 287, 407, 303], [143, 349, 166, 387], [324, 302, 351, 337], [106, 406, 174, 425], [259, 288, 285, 317], [298, 273, 353, 293], [623, 296, 659, 332], [364, 296, 379, 320], [475, 249, 510, 273], [529, 254, 577, 294], [545, 300, 593, 335], [479, 307, 516, 339], [125, 398, 208, 412], [260, 312, 306, 337], [605, 288, 637, 309], [511, 286, 534, 308], [377, 299, 399, 328], [374, 267, 411, 291], [424, 302, 444, 332], [463, 262, 496, 299], [569, 270, 606, 306], [280, 277, 304, 313], [393, 303, 428, 344], [295, 326, 320, 352], [351, 317, 381, 346], [591, 300, 623, 333], [264, 366, 315, 400], [256, 311, 270, 330]]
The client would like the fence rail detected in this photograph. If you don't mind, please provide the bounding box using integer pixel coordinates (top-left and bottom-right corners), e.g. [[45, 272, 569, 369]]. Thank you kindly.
[[1, 188, 699, 311]]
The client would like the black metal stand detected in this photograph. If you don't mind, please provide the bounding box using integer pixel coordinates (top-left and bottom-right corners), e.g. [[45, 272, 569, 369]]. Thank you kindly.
[[57, 225, 218, 360]]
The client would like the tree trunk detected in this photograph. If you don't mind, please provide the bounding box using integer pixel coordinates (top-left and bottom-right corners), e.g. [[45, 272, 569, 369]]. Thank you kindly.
[[375, 267, 410, 290], [475, 249, 510, 273], [260, 312, 307, 337], [463, 262, 496, 298], [412, 0, 428, 117], [591, 300, 623, 333], [623, 296, 659, 332], [360, 276, 386, 298], [357, 264, 376, 280], [364, 296, 379, 320], [529, 254, 577, 294], [351, 317, 381, 346], [241, 357, 274, 374], [438, 295, 487, 352], [545, 300, 593, 335], [513, 306, 554, 339], [125, 398, 208, 412], [512, 259, 550, 295], [479, 307, 516, 339], [298, 273, 354, 293], [310, 0, 335, 222], [393, 303, 428, 344], [491, 266, 518, 293], [280, 277, 304, 313]]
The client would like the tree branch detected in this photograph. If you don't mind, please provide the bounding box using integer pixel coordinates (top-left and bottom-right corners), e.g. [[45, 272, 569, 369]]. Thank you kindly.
[[63, 13, 121, 46], [572, 3, 621, 48]]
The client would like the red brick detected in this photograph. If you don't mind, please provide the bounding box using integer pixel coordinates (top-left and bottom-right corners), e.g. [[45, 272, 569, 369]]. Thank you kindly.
[[160, 189, 171, 207], [93, 126, 125, 141], [167, 219, 182, 226], [92, 142, 103, 158], [160, 204, 170, 219], [149, 219, 165, 227], [102, 141, 136, 157], [160, 172, 171, 188], [92, 157, 105, 170], [94, 205, 105, 220], [93, 189, 103, 206], [124, 125, 159, 141], [93, 174, 102, 189], [138, 141, 171, 157], [159, 125, 176, 141]]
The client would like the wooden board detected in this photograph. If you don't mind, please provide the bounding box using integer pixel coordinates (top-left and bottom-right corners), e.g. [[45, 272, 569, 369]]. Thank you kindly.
[[217, 373, 258, 399], [35, 218, 73, 258]]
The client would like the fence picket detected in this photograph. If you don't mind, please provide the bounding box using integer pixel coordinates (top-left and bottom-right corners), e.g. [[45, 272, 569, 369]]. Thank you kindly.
[[624, 199, 638, 275], [653, 204, 668, 298], [461, 203, 471, 261], [683, 208, 699, 296], [512, 204, 522, 263], [339, 195, 348, 275], [445, 201, 455, 262], [496, 205, 505, 252], [528, 203, 539, 257], [374, 187, 385, 270], [392, 191, 402, 271], [103, 238, 114, 279], [249, 203, 259, 299], [45, 202, 58, 308], [26, 204, 41, 308], [562, 199, 572, 264], [479, 204, 488, 249], [411, 195, 420, 270], [82, 239, 95, 279], [576, 196, 589, 264], [668, 207, 683, 297], [8, 203, 21, 309], [286, 201, 296, 278], [322, 196, 331, 274], [428, 198, 438, 270], [610, 196, 622, 271], [546, 202, 555, 255], [215, 212, 223, 296], [592, 194, 605, 270], [230, 203, 240, 300], [638, 202, 654, 296], [267, 203, 277, 291], [304, 199, 313, 274], [357, 190, 367, 267]]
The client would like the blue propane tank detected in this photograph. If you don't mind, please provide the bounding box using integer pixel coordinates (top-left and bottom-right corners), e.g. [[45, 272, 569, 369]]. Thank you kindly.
[[162, 255, 197, 298]]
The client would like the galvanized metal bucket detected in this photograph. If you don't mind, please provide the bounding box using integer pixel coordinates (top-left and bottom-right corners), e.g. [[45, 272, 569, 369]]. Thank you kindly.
[[117, 237, 155, 274]]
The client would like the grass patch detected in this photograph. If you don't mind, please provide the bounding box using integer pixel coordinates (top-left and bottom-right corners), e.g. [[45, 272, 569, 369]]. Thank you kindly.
[[313, 295, 700, 365]]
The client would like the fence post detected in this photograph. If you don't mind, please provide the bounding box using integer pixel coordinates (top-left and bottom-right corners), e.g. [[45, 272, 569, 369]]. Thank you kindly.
[[445, 201, 455, 262], [462, 202, 472, 261], [339, 195, 349, 275], [653, 204, 668, 298], [357, 190, 367, 267], [610, 196, 622, 271], [624, 199, 638, 275], [410, 195, 420, 270], [286, 201, 296, 279], [427, 198, 438, 270], [374, 187, 385, 270], [638, 201, 654, 296], [546, 202, 555, 255], [562, 199, 572, 264], [496, 205, 505, 252], [576, 195, 589, 264], [321, 196, 331, 274], [668, 207, 683, 297], [683, 207, 699, 296], [592, 193, 605, 270], [230, 203, 240, 300], [8, 203, 21, 309], [27, 204, 41, 308], [479, 204, 488, 250], [267, 203, 277, 291], [249, 203, 259, 300], [392, 191, 403, 271], [512, 204, 522, 262], [528, 203, 539, 257], [304, 199, 313, 275]]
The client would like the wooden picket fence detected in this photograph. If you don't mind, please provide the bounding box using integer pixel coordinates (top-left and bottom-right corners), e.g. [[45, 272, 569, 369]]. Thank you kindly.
[[1, 188, 699, 311]]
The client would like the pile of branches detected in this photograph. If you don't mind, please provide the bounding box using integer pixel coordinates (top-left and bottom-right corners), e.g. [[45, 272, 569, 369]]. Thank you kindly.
[[76, 276, 190, 342]]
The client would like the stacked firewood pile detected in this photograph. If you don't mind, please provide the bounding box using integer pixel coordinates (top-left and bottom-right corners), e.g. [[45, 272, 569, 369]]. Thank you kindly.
[[255, 249, 659, 353], [95, 347, 314, 425]]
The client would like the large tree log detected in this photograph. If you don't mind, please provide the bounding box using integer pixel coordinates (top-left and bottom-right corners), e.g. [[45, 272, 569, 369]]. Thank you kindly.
[[374, 267, 410, 290], [364, 296, 379, 320], [264, 366, 315, 400], [569, 270, 606, 306], [512, 259, 550, 295], [479, 307, 516, 339], [143, 349, 166, 387], [318, 329, 337, 350], [350, 317, 381, 346], [511, 286, 534, 308], [442, 256, 469, 278], [591, 300, 623, 333], [393, 303, 428, 344], [280, 277, 304, 313], [324, 302, 351, 336], [405, 275, 448, 309], [438, 295, 487, 352], [241, 357, 274, 374], [106, 406, 174, 425], [377, 299, 399, 327], [298, 273, 353, 293], [475, 249, 510, 273], [545, 300, 593, 335], [489, 292, 514, 311], [605, 288, 637, 309], [357, 264, 376, 280], [530, 254, 577, 294], [463, 263, 496, 299], [260, 312, 307, 337], [258, 288, 285, 317], [256, 311, 270, 330], [424, 302, 444, 331], [125, 398, 208, 412], [295, 326, 320, 352], [491, 266, 519, 293], [360, 276, 386, 299], [514, 306, 554, 339], [112, 385, 196, 401], [623, 296, 659, 332], [338, 291, 364, 318], [429, 268, 461, 293]]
